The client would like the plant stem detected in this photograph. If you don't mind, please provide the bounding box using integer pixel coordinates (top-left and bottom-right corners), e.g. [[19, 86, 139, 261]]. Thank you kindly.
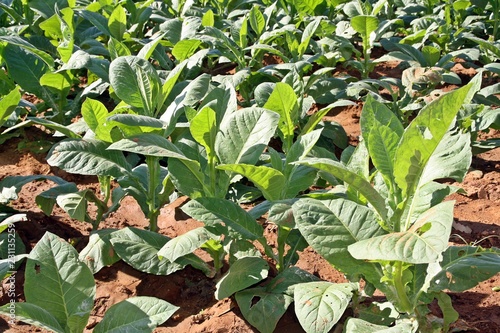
[[146, 156, 159, 232], [393, 261, 413, 314]]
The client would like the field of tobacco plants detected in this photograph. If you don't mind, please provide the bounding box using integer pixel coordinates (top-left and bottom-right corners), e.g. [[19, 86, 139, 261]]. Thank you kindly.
[[0, 0, 499, 332]]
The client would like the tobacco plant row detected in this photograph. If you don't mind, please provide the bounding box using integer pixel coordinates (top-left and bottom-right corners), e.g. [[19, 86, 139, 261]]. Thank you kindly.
[[0, 0, 500, 332]]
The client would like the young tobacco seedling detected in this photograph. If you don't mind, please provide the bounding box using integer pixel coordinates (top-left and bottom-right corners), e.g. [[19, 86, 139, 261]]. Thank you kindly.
[[0, 232, 178, 333], [292, 75, 500, 332]]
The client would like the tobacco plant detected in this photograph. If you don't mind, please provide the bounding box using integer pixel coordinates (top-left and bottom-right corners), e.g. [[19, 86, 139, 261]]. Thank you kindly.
[[0, 232, 178, 333], [291, 75, 500, 332]]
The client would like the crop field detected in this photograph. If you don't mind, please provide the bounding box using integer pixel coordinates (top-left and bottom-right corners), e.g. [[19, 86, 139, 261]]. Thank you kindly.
[[0, 0, 499, 332]]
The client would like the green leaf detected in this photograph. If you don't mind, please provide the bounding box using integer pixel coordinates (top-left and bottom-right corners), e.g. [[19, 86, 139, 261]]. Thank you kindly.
[[348, 201, 454, 264], [293, 198, 384, 277], [0, 86, 21, 128], [82, 98, 110, 141], [0, 35, 54, 68], [360, 96, 403, 192], [94, 296, 178, 333], [167, 158, 209, 198], [283, 129, 322, 198], [201, 9, 215, 27], [157, 227, 216, 262], [351, 15, 379, 37], [56, 7, 74, 63], [249, 6, 265, 35], [2, 44, 50, 100], [394, 84, 473, 200], [217, 164, 286, 201], [215, 257, 269, 300], [265, 267, 320, 295], [109, 56, 161, 116], [25, 232, 95, 332], [0, 303, 64, 333], [172, 39, 202, 62], [236, 287, 293, 333], [294, 282, 356, 333], [108, 4, 127, 41], [108, 134, 188, 160], [263, 82, 298, 151], [344, 317, 414, 332], [215, 107, 279, 165], [79, 229, 120, 274], [26, 0, 68, 18], [56, 190, 91, 222], [109, 227, 186, 275], [429, 246, 500, 292], [47, 139, 131, 178], [190, 106, 217, 158], [296, 159, 388, 221], [183, 198, 263, 240]]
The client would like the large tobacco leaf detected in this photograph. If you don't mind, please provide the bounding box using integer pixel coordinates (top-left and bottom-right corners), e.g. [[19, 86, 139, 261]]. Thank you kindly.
[[47, 139, 132, 178], [215, 107, 279, 165]]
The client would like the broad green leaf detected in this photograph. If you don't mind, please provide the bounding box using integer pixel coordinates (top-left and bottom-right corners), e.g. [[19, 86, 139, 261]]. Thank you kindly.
[[236, 287, 293, 333], [249, 5, 265, 35], [420, 127, 471, 183], [265, 267, 320, 295], [201, 9, 215, 27], [34, 182, 79, 217], [107, 114, 167, 135], [351, 15, 379, 37], [215, 107, 279, 165], [183, 198, 263, 240], [215, 257, 269, 300], [217, 164, 286, 201], [429, 246, 500, 292], [283, 129, 322, 198], [0, 303, 64, 333], [360, 96, 403, 192], [108, 5, 127, 41], [0, 35, 54, 68], [190, 106, 217, 158], [348, 201, 454, 264], [82, 98, 110, 141], [108, 37, 132, 59], [172, 39, 202, 61], [298, 18, 321, 57], [292, 0, 324, 14], [27, 0, 68, 18], [79, 229, 120, 274], [158, 227, 216, 262], [138, 32, 167, 61], [55, 7, 74, 63], [294, 282, 356, 333], [293, 198, 384, 277], [0, 86, 21, 128], [109, 227, 186, 275], [108, 134, 188, 160], [79, 10, 111, 36], [296, 159, 388, 220], [167, 158, 211, 198], [2, 44, 51, 102], [344, 317, 414, 332], [263, 82, 298, 151], [25, 232, 95, 333], [56, 190, 91, 222], [394, 84, 473, 200], [109, 56, 161, 116], [47, 139, 131, 178], [94, 296, 178, 333]]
